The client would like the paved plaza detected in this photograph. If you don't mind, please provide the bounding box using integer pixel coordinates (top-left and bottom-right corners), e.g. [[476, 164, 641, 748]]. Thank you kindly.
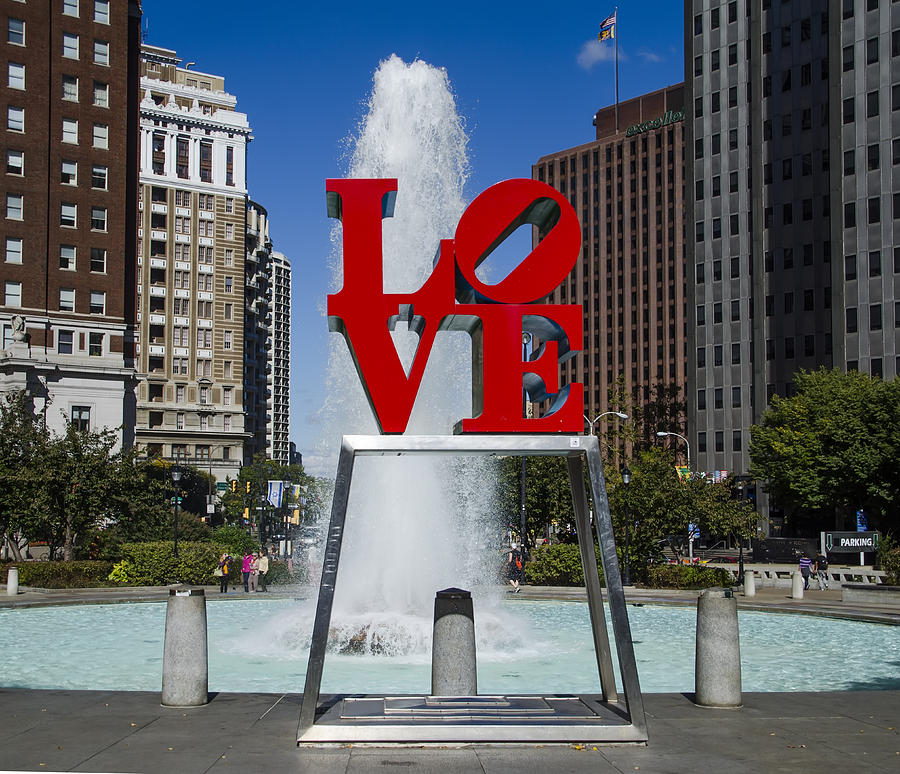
[[0, 582, 897, 772]]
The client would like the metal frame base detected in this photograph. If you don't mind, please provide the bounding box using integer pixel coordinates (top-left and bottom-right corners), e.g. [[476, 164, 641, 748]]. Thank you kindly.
[[297, 435, 647, 744]]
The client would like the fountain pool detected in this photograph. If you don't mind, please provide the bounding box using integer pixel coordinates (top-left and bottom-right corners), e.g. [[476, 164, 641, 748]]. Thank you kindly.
[[2, 598, 897, 694]]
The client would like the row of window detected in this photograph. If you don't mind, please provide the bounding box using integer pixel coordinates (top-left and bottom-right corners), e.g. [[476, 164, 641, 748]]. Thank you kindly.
[[4, 196, 111, 231], [60, 0, 111, 23], [173, 413, 233, 432], [61, 75, 110, 107], [697, 431, 743, 455], [845, 304, 896, 332], [56, 329, 104, 356], [5, 108, 113, 146], [3, 282, 106, 314], [59, 35, 111, 65], [6, 153, 109, 190]]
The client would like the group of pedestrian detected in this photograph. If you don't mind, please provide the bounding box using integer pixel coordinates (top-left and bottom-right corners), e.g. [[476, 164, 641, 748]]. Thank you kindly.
[[798, 550, 829, 590], [216, 548, 270, 593]]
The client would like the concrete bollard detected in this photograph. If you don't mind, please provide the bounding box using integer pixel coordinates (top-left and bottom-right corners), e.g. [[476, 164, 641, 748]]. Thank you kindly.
[[791, 571, 804, 599], [431, 587, 477, 696], [161, 588, 208, 707], [6, 567, 18, 596], [743, 570, 756, 597], [695, 588, 742, 708]]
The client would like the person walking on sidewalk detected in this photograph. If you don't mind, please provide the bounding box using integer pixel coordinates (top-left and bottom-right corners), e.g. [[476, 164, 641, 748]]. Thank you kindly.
[[241, 551, 253, 593], [798, 552, 813, 590], [257, 548, 269, 592], [507, 543, 524, 593], [814, 551, 829, 590]]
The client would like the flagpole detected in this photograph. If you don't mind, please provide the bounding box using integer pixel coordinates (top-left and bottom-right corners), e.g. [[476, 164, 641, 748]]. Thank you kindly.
[[614, 6, 619, 133]]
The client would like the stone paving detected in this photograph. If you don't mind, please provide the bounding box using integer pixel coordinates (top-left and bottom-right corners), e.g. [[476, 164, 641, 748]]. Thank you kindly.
[[0, 583, 897, 772]]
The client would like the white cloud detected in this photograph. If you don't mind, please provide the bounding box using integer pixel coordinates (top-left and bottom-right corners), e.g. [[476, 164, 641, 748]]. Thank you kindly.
[[637, 48, 663, 63], [577, 39, 618, 69]]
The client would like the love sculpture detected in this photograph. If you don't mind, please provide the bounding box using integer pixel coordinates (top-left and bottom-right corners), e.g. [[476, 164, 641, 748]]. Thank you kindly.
[[298, 178, 646, 746], [326, 177, 583, 433]]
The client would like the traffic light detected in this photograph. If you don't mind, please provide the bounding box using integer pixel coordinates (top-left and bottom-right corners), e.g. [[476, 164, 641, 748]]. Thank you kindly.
[[230, 480, 237, 494], [245, 481, 251, 493]]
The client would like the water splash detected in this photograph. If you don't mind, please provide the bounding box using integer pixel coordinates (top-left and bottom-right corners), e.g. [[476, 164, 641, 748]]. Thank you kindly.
[[310, 55, 518, 658]]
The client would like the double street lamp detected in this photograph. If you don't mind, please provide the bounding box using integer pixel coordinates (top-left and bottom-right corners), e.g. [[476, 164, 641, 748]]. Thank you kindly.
[[171, 463, 182, 558], [621, 465, 632, 586]]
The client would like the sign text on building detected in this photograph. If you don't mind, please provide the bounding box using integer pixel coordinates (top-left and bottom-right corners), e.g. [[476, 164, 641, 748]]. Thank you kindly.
[[625, 109, 685, 137]]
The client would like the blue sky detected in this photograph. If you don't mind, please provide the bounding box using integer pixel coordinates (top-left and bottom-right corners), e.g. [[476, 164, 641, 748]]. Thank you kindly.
[[141, 0, 685, 463]]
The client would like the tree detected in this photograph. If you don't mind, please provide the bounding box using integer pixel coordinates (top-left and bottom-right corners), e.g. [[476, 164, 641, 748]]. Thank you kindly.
[[0, 391, 49, 561], [749, 368, 900, 535], [606, 448, 754, 578]]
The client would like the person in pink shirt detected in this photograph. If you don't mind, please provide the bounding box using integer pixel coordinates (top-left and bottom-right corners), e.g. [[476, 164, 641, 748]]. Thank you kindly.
[[241, 552, 253, 593]]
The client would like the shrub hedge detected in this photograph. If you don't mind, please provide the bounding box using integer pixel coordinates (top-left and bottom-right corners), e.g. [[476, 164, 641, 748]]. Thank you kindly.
[[523, 543, 605, 586], [111, 541, 224, 586], [1, 560, 115, 589], [644, 564, 734, 589]]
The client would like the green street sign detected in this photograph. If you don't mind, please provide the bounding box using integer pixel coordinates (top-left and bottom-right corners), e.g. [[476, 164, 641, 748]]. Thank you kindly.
[[216, 482, 228, 492], [169, 496, 183, 505]]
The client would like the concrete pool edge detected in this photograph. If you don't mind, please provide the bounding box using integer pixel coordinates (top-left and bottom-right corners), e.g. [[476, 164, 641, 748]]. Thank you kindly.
[[2, 582, 899, 626]]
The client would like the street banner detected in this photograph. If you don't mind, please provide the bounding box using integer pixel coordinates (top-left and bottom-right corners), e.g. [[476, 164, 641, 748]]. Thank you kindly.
[[267, 480, 284, 508]]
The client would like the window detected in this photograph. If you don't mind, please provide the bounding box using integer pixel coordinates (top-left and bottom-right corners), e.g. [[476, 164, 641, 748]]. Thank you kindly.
[[61, 160, 77, 185], [88, 332, 103, 356], [845, 254, 857, 280], [89, 291, 105, 314], [92, 123, 108, 149], [225, 223, 234, 239], [90, 206, 106, 231], [843, 45, 854, 71], [732, 431, 742, 453], [60, 203, 76, 227], [845, 202, 856, 228], [59, 288, 75, 312], [63, 0, 80, 17], [846, 307, 857, 333], [871, 304, 882, 331], [696, 306, 706, 326], [5, 237, 22, 264], [94, 0, 109, 23], [57, 330, 73, 354], [843, 97, 854, 123], [6, 194, 23, 220], [62, 75, 78, 101], [4, 281, 22, 307], [71, 406, 90, 433], [866, 90, 879, 118], [93, 40, 109, 66], [868, 197, 880, 224], [224, 330, 232, 350], [62, 118, 78, 144], [697, 347, 706, 368], [199, 386, 209, 405], [6, 149, 23, 176], [59, 245, 76, 270], [224, 249, 233, 266], [868, 143, 879, 170], [224, 276, 233, 292], [226, 146, 234, 186], [8, 62, 25, 90], [90, 248, 106, 272], [869, 251, 881, 277], [7, 106, 24, 132], [698, 433, 707, 453], [8, 18, 24, 45], [715, 432, 724, 453], [731, 343, 741, 364], [176, 413, 184, 430], [91, 165, 107, 190], [93, 81, 108, 108], [199, 141, 212, 182], [223, 387, 232, 406], [867, 37, 879, 65], [63, 33, 79, 59]]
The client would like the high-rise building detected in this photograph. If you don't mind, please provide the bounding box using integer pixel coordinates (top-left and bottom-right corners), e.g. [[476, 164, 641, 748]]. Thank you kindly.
[[533, 85, 688, 443], [0, 0, 141, 445], [133, 45, 253, 479], [268, 250, 290, 464], [244, 200, 271, 461], [685, 0, 899, 520]]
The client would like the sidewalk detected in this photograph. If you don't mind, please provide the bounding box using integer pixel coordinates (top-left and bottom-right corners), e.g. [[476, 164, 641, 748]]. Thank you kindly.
[[0, 688, 897, 773]]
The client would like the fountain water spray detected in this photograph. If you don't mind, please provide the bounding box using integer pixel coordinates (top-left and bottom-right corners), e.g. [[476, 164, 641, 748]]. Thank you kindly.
[[312, 55, 520, 657]]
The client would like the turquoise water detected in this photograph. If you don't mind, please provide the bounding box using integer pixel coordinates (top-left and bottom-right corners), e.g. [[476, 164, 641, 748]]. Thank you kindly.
[[1, 599, 897, 693]]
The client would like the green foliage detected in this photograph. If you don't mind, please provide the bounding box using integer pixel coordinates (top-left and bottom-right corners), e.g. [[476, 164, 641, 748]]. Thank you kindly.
[[219, 454, 312, 526], [645, 564, 734, 589], [876, 534, 900, 585], [211, 525, 258, 555], [606, 448, 755, 578], [2, 560, 115, 588], [112, 541, 224, 586], [750, 368, 900, 533], [523, 543, 604, 586], [263, 559, 294, 585]]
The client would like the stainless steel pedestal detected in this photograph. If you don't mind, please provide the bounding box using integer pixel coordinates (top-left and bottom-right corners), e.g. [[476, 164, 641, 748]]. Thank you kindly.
[[297, 435, 647, 744]]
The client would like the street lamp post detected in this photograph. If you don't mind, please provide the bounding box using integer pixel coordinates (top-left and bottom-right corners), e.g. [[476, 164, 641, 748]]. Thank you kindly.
[[622, 465, 632, 586], [583, 410, 629, 435], [655, 431, 692, 470], [520, 332, 531, 550], [171, 464, 182, 558]]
